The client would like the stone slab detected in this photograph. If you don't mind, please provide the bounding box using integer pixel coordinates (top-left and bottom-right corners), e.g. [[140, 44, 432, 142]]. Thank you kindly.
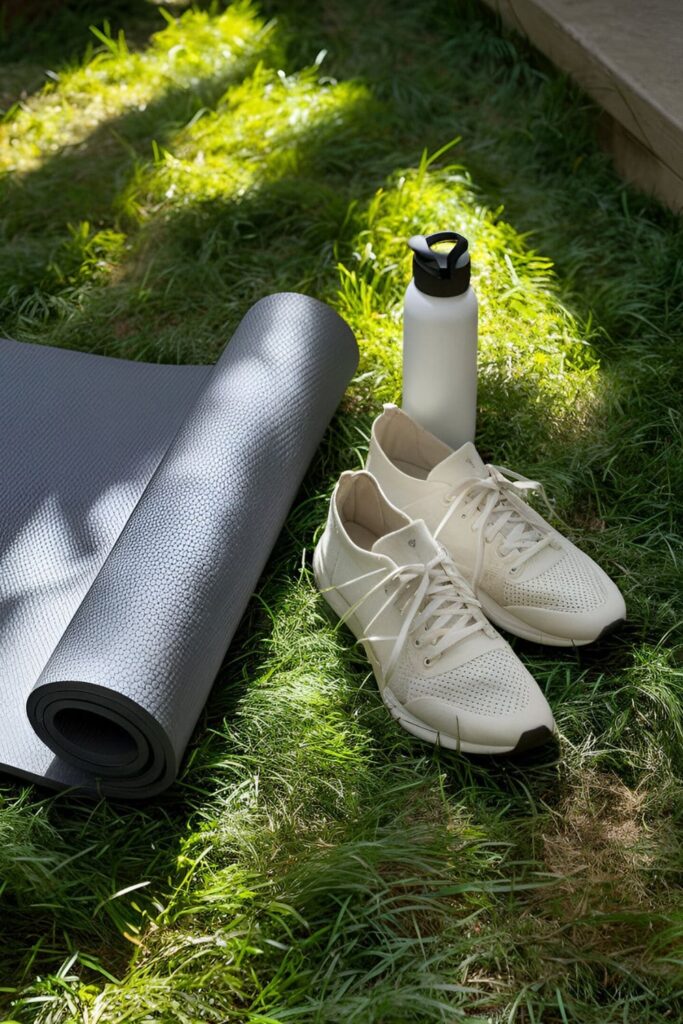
[[482, 0, 683, 209]]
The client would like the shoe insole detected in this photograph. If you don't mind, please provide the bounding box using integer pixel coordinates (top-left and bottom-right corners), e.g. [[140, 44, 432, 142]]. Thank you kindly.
[[393, 458, 430, 480], [346, 522, 379, 550]]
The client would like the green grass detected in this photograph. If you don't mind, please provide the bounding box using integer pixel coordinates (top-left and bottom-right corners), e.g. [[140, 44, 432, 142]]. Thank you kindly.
[[1, 1, 682, 1020]]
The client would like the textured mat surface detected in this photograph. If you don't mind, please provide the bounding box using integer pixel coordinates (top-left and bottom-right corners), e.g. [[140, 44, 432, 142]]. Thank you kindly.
[[0, 292, 358, 798]]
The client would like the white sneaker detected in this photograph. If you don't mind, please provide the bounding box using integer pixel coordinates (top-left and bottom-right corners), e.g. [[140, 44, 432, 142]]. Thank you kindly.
[[313, 470, 556, 754], [367, 405, 626, 647]]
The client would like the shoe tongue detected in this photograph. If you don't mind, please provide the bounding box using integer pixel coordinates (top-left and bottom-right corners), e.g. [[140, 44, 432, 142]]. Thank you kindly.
[[427, 442, 486, 486], [372, 519, 439, 565]]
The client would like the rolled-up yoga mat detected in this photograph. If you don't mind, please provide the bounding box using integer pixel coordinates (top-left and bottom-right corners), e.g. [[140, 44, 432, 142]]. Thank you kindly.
[[0, 292, 358, 798]]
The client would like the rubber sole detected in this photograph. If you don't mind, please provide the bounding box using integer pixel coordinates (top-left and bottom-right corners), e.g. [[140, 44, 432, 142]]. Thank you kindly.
[[478, 588, 625, 647], [381, 685, 555, 754], [595, 618, 626, 641], [313, 543, 557, 756]]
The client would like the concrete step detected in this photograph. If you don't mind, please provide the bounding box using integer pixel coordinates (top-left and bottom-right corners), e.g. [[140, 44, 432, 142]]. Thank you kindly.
[[481, 0, 683, 211]]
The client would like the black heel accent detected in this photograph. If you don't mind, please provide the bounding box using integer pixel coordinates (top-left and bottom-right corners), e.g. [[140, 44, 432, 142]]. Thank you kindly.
[[512, 725, 556, 753]]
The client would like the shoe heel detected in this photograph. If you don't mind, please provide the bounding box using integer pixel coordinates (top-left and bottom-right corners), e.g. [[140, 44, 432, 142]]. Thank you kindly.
[[313, 541, 357, 626]]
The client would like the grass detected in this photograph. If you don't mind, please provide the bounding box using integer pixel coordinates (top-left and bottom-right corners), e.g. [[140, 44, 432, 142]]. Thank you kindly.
[[0, 0, 682, 1020]]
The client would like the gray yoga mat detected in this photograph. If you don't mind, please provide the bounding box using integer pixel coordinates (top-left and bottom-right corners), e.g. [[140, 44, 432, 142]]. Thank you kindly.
[[0, 292, 358, 799]]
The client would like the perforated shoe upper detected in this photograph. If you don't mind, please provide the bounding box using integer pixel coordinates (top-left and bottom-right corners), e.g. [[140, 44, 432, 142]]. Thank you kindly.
[[367, 405, 626, 644], [390, 646, 535, 715], [498, 547, 606, 613], [314, 469, 556, 750]]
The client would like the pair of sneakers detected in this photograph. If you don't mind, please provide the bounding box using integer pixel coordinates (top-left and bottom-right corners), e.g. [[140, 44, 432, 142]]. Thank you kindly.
[[313, 405, 626, 755]]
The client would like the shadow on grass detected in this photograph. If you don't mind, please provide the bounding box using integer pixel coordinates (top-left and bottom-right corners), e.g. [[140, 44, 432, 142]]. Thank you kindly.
[[1, 0, 169, 70], [0, 0, 174, 112]]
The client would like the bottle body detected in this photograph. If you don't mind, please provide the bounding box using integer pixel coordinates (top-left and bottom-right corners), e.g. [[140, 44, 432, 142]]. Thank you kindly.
[[402, 279, 478, 450]]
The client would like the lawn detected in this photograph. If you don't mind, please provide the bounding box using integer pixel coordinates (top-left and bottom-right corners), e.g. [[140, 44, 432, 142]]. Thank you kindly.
[[0, 1, 682, 1021]]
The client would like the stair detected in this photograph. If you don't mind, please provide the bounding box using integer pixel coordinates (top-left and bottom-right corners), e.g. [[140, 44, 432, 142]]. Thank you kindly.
[[481, 0, 683, 211]]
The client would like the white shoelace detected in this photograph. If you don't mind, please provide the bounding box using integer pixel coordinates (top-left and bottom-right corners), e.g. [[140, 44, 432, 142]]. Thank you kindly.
[[433, 464, 560, 594], [326, 549, 488, 681]]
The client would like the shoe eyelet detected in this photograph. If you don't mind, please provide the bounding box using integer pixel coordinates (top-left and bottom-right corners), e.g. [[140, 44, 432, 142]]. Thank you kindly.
[[423, 657, 432, 667], [413, 638, 420, 648], [460, 512, 467, 519], [510, 566, 519, 575]]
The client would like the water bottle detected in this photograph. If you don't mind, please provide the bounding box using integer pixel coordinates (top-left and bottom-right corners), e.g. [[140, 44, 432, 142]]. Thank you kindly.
[[402, 230, 478, 449]]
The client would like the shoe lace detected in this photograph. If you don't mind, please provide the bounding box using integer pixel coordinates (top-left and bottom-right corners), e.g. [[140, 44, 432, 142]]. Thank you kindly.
[[434, 464, 560, 593], [325, 549, 488, 682]]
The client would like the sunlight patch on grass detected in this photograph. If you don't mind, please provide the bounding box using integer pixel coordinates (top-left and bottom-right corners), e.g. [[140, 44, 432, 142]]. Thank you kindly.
[[0, 2, 272, 172], [125, 66, 371, 214], [337, 155, 601, 455]]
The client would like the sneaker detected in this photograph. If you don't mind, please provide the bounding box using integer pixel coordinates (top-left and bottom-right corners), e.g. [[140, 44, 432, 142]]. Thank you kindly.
[[313, 470, 556, 754], [366, 405, 626, 647]]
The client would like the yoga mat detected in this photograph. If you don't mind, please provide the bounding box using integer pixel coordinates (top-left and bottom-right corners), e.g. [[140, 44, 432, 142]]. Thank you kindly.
[[0, 292, 358, 798]]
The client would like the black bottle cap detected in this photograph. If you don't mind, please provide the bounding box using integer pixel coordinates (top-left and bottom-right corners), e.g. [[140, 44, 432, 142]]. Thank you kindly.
[[408, 231, 471, 297]]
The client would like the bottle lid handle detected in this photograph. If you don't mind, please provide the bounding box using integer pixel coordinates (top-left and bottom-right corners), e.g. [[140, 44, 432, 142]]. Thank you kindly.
[[408, 231, 468, 275], [408, 231, 470, 296]]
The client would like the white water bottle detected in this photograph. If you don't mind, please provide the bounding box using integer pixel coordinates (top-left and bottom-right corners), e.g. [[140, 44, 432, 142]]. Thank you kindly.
[[402, 231, 478, 449]]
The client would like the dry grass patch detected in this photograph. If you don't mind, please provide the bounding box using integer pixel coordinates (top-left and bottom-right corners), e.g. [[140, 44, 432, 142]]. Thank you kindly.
[[510, 769, 683, 993], [542, 770, 656, 913]]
